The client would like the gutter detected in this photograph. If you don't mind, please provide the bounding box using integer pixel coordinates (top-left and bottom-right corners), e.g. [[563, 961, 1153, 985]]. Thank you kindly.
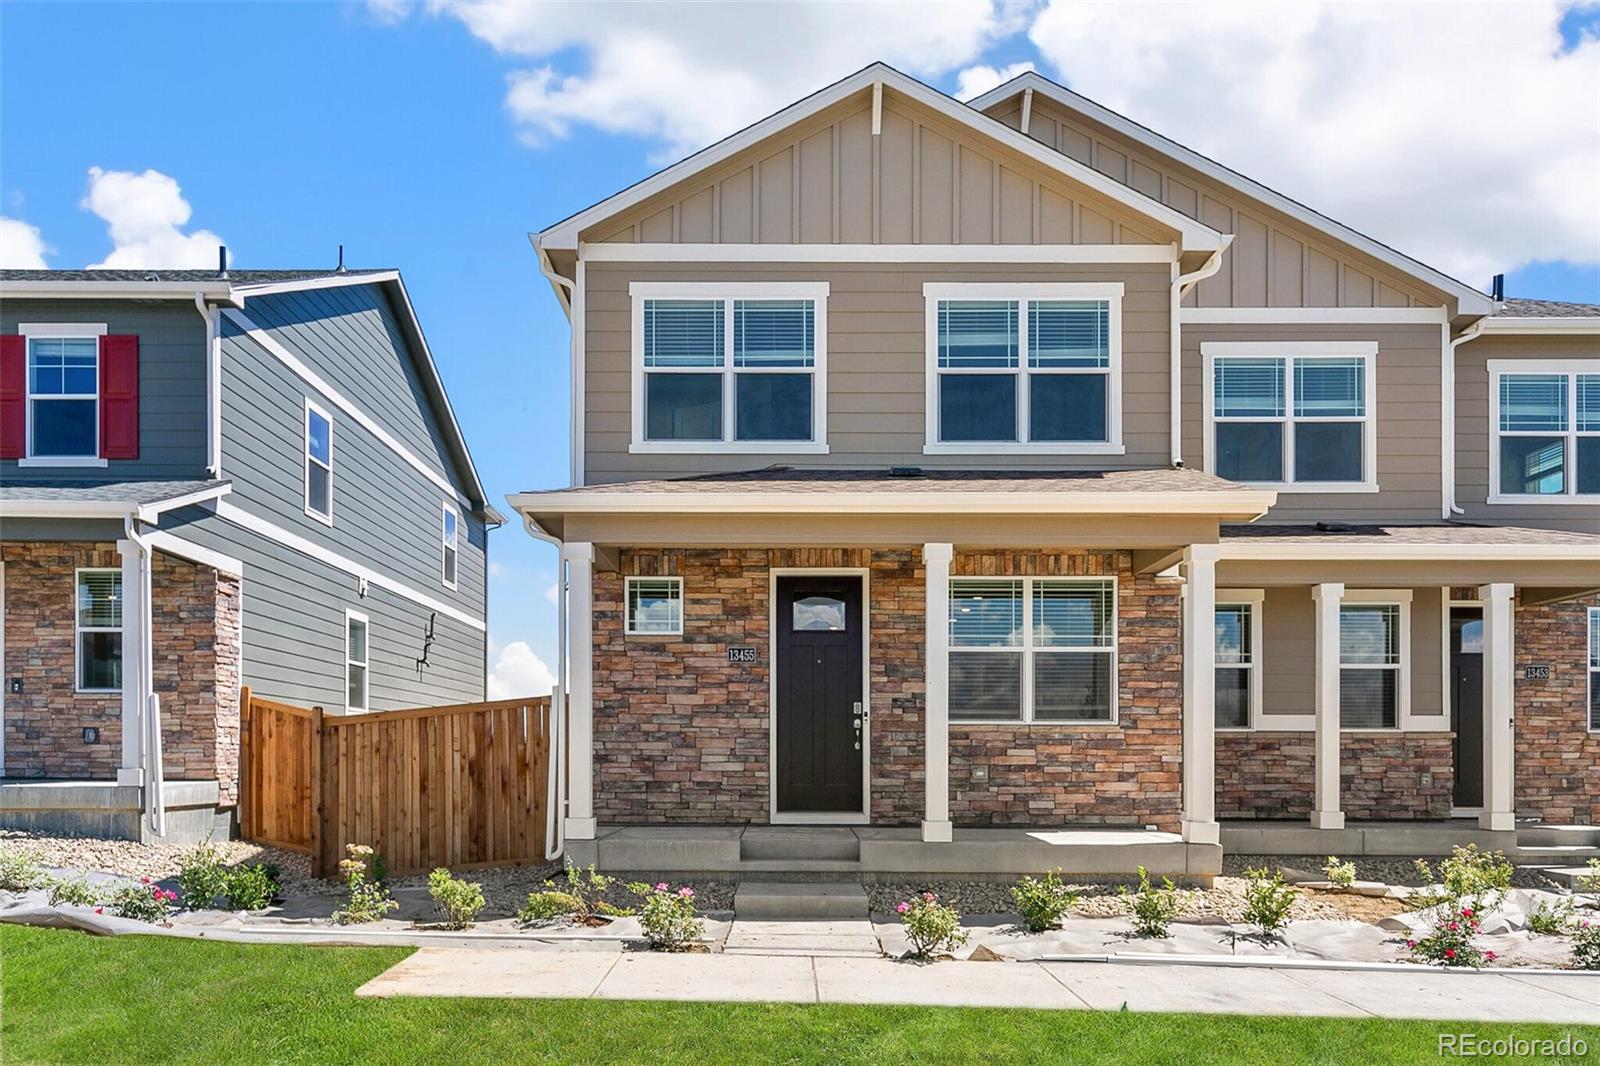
[[519, 511, 568, 862], [533, 236, 584, 487], [195, 292, 222, 477], [1443, 319, 1487, 518], [1169, 241, 1230, 466]]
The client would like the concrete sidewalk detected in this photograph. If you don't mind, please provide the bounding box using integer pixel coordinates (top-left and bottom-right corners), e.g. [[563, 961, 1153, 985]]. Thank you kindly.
[[356, 948, 1600, 1023]]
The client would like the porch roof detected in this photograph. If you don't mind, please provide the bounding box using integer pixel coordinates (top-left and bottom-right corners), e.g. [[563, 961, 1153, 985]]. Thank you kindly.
[[1218, 521, 1600, 558], [0, 479, 232, 522]]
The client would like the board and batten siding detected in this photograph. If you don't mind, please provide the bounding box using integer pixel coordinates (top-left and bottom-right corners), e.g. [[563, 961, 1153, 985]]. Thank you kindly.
[[1181, 322, 1444, 523], [1454, 333, 1600, 533], [985, 96, 1439, 310], [583, 260, 1172, 483], [0, 298, 208, 480]]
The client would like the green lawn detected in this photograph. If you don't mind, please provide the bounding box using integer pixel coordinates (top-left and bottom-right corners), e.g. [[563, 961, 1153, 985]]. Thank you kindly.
[[3, 925, 1595, 1065]]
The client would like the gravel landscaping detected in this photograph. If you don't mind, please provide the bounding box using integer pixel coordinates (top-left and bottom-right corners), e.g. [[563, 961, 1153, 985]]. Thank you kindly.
[[867, 877, 1355, 923], [1223, 853, 1571, 891]]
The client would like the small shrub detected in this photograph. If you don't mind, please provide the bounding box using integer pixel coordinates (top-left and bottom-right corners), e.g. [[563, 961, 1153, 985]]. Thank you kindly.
[[1407, 900, 1494, 968], [1577, 858, 1600, 901], [516, 890, 581, 925], [629, 881, 704, 951], [1573, 919, 1600, 970], [110, 879, 177, 923], [0, 847, 46, 891], [895, 891, 969, 959], [333, 843, 397, 925], [1322, 856, 1357, 890], [1242, 867, 1298, 935], [428, 868, 486, 930], [1526, 897, 1574, 936], [47, 876, 103, 908], [1011, 870, 1079, 932], [1121, 866, 1183, 939], [222, 864, 278, 911], [177, 842, 228, 910], [547, 863, 624, 922], [1413, 845, 1513, 913]]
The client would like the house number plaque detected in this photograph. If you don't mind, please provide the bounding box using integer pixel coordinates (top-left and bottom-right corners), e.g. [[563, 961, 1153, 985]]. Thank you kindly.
[[1523, 664, 1551, 680], [727, 646, 759, 664]]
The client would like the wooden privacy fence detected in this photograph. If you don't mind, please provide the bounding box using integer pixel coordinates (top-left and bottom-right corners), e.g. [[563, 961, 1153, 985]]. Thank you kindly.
[[238, 688, 552, 877]]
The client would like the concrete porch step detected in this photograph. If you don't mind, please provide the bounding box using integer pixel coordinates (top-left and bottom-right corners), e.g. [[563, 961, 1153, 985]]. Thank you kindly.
[[735, 859, 863, 880], [1525, 865, 1600, 890], [722, 919, 882, 957], [1516, 824, 1600, 849], [734, 880, 869, 920], [740, 827, 861, 862], [1508, 845, 1600, 865]]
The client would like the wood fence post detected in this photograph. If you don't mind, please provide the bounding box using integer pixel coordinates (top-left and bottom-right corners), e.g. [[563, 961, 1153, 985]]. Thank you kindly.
[[237, 686, 253, 840], [309, 706, 325, 879]]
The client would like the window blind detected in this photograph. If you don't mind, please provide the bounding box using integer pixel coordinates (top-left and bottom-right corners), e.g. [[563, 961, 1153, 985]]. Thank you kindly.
[[1577, 374, 1600, 432], [733, 300, 813, 367], [1499, 373, 1567, 431], [1214, 358, 1284, 418], [938, 301, 1018, 368], [1294, 358, 1364, 417], [949, 579, 1023, 647], [643, 300, 724, 367], [1029, 301, 1109, 367], [1032, 580, 1115, 648]]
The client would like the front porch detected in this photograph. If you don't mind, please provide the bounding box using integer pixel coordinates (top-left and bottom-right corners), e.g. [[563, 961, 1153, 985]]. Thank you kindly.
[[0, 778, 226, 843]]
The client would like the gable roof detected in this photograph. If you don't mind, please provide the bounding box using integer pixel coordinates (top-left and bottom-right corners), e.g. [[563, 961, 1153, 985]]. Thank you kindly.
[[533, 62, 1227, 256], [0, 269, 499, 520], [970, 71, 1494, 316]]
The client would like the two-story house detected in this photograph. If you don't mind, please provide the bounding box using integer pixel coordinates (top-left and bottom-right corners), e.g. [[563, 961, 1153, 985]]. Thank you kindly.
[[0, 266, 500, 841], [510, 64, 1599, 882]]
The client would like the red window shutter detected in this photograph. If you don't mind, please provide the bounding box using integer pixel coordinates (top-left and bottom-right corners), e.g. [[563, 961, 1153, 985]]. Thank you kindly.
[[0, 334, 24, 459], [99, 334, 139, 460]]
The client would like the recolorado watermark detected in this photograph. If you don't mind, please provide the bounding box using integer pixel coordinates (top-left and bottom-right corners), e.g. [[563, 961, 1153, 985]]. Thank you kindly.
[[1438, 1032, 1588, 1058]]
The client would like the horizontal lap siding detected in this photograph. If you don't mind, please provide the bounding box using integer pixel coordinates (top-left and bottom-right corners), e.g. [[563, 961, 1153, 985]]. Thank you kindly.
[[585, 261, 1173, 483]]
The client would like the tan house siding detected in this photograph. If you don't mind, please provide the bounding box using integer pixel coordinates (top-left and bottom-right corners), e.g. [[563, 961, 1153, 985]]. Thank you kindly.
[[585, 260, 1174, 483], [986, 95, 1441, 309], [1181, 322, 1444, 522], [1454, 333, 1600, 532], [588, 94, 1171, 248]]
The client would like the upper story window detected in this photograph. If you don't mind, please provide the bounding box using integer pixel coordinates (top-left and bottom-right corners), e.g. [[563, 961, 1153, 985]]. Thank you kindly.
[[1489, 362, 1599, 502], [923, 283, 1123, 455], [28, 337, 99, 458], [630, 282, 828, 454], [441, 502, 459, 590], [1204, 342, 1377, 492], [304, 398, 334, 525]]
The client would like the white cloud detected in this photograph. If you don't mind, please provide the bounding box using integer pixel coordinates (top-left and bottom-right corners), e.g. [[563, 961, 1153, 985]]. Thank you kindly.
[[0, 216, 49, 268], [545, 581, 560, 606], [486, 640, 556, 699], [400, 1, 1026, 157], [80, 167, 227, 270], [1027, 0, 1600, 282], [954, 61, 1034, 101]]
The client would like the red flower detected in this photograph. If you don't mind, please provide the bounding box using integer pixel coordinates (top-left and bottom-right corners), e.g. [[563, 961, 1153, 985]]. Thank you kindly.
[[94, 907, 103, 915], [1444, 949, 1456, 959]]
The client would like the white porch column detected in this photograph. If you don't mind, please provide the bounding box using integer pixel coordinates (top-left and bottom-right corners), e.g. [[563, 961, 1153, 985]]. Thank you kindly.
[[922, 542, 954, 843], [1311, 582, 1345, 830], [1180, 546, 1219, 844], [1478, 583, 1516, 832], [562, 542, 597, 840], [116, 539, 146, 786]]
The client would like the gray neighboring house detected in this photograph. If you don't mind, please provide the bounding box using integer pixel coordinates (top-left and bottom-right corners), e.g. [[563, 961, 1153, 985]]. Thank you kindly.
[[0, 267, 502, 840]]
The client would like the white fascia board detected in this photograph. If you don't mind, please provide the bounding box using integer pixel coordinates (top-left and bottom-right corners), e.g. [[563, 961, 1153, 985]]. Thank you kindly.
[[582, 243, 1177, 264], [1216, 541, 1600, 561], [970, 72, 1494, 316], [537, 64, 1226, 254], [136, 481, 234, 523], [1476, 316, 1600, 335], [0, 280, 236, 301], [508, 489, 1278, 518], [230, 272, 401, 297], [145, 531, 245, 577], [1182, 307, 1448, 325], [0, 482, 231, 522]]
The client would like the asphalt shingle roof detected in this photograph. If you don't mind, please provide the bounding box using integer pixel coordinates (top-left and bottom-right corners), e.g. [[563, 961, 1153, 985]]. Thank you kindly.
[[1221, 522, 1600, 548], [1493, 297, 1600, 318], [0, 478, 229, 506], [0, 268, 392, 285], [519, 465, 1251, 497]]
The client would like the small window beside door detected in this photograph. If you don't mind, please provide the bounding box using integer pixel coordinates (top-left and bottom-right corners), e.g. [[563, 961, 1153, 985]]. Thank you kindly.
[[626, 577, 683, 636], [1215, 600, 1261, 729], [76, 568, 123, 692], [1588, 607, 1600, 733], [345, 611, 369, 712], [1339, 603, 1404, 729]]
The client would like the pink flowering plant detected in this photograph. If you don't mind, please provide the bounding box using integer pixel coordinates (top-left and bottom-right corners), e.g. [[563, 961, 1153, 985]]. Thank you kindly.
[[111, 877, 178, 923], [1407, 900, 1494, 969], [1573, 919, 1600, 970], [896, 891, 969, 959], [628, 881, 703, 951]]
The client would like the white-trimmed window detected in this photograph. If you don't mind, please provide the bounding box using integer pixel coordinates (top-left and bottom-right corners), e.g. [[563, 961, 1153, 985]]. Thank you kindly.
[[948, 577, 1117, 723], [924, 283, 1123, 454], [304, 398, 334, 524], [1588, 606, 1600, 733], [1339, 595, 1410, 729], [1488, 362, 1600, 501], [345, 610, 369, 712], [75, 568, 123, 692], [625, 577, 683, 636], [26, 330, 104, 460], [441, 502, 459, 590], [1204, 342, 1378, 491], [1215, 592, 1263, 729], [630, 282, 828, 453]]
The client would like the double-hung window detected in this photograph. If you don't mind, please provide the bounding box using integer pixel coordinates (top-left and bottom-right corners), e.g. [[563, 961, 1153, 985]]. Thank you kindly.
[[631, 282, 828, 452], [1489, 362, 1600, 500], [441, 502, 459, 589], [304, 398, 334, 524], [925, 283, 1122, 453], [75, 568, 123, 692], [1205, 342, 1377, 490], [1215, 594, 1262, 729], [1588, 607, 1600, 733], [345, 610, 369, 712], [948, 577, 1117, 722], [28, 335, 100, 459], [625, 576, 683, 636], [1339, 600, 1406, 729]]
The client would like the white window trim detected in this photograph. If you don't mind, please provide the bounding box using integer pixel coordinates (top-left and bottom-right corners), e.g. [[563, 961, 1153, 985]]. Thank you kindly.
[[922, 282, 1125, 456], [441, 501, 460, 591], [1486, 359, 1600, 505], [1215, 588, 1264, 732], [303, 397, 334, 526], [1339, 588, 1412, 731], [948, 575, 1119, 726], [1589, 606, 1600, 735], [624, 575, 684, 637], [21, 325, 109, 467], [628, 281, 829, 454], [1202, 341, 1379, 494], [345, 609, 369, 713], [74, 566, 122, 694]]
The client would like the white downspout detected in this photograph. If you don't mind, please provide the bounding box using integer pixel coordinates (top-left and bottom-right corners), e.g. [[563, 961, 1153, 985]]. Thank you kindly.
[[194, 292, 221, 478], [123, 515, 163, 836], [1170, 241, 1230, 466], [523, 515, 567, 861], [1443, 318, 1486, 518]]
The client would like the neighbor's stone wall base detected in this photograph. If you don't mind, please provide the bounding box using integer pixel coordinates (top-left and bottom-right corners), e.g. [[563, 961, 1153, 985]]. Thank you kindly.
[[1514, 593, 1600, 825], [1216, 732, 1455, 821]]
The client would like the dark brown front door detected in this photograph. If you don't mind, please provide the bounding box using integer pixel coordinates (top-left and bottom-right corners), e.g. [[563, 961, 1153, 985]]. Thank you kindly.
[[1450, 608, 1484, 809], [775, 576, 864, 815]]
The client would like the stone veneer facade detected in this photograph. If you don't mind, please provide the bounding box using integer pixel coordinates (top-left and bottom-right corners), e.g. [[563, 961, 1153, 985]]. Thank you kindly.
[[1215, 732, 1455, 821], [1514, 593, 1600, 826], [2, 542, 242, 803], [591, 547, 1185, 830]]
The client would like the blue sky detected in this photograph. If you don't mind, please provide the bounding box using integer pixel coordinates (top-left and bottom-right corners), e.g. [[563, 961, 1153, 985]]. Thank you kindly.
[[4, 2, 1596, 691]]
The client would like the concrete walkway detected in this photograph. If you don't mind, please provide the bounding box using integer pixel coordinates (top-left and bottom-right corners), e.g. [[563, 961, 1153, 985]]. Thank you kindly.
[[356, 948, 1600, 1023]]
